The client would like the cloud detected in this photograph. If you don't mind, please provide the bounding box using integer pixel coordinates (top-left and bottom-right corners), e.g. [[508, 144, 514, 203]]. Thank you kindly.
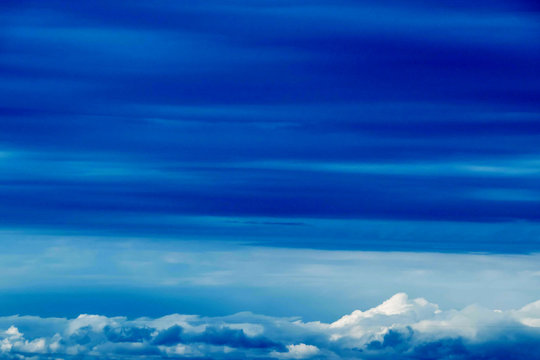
[[271, 343, 320, 359], [0, 293, 538, 359], [0, 239, 538, 321]]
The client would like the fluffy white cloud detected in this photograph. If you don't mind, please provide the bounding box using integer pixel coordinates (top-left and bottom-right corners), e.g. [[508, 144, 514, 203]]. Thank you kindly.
[[271, 343, 320, 359], [330, 293, 441, 340], [0, 293, 538, 359]]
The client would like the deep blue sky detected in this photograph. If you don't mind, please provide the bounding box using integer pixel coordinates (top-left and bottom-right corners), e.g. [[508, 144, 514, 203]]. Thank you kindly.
[[1, 0, 540, 252]]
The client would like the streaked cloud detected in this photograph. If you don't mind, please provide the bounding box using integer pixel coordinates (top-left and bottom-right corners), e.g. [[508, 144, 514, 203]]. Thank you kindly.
[[1, 0, 540, 246], [0, 235, 538, 319]]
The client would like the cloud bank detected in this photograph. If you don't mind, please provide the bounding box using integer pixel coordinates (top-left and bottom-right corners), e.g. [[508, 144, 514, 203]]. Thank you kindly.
[[1, 293, 539, 359]]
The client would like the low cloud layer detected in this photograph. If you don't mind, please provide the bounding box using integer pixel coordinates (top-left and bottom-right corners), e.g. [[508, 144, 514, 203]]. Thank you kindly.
[[1, 293, 539, 359]]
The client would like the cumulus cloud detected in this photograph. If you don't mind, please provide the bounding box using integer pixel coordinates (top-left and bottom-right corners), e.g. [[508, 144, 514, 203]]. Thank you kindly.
[[0, 293, 538, 359], [271, 343, 321, 359]]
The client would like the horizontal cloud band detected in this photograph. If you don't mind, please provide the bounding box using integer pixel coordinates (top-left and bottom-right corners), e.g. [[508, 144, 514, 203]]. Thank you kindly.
[[1, 293, 539, 359]]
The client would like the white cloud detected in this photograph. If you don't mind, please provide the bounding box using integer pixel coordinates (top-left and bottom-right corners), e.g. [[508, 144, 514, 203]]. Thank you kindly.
[[271, 343, 320, 359], [4, 326, 22, 339], [516, 300, 540, 327], [67, 314, 121, 335], [0, 293, 538, 359], [329, 293, 441, 342]]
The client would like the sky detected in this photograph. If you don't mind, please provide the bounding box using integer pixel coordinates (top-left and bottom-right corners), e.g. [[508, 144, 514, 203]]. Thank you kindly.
[[1, 0, 540, 359]]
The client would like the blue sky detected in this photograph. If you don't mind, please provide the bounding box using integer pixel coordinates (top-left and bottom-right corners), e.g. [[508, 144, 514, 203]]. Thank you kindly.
[[2, 0, 540, 241], [1, 0, 540, 359]]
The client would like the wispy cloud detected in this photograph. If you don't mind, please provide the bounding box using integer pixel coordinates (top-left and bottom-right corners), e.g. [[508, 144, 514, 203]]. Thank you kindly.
[[1, 0, 540, 245], [0, 235, 538, 319]]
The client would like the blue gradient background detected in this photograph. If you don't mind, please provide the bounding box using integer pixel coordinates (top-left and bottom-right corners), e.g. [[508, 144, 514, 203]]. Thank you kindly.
[[1, 0, 540, 241], [0, 1, 539, 359]]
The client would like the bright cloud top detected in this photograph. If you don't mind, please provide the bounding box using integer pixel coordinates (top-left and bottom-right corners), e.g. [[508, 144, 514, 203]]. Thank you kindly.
[[1, 293, 539, 359]]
